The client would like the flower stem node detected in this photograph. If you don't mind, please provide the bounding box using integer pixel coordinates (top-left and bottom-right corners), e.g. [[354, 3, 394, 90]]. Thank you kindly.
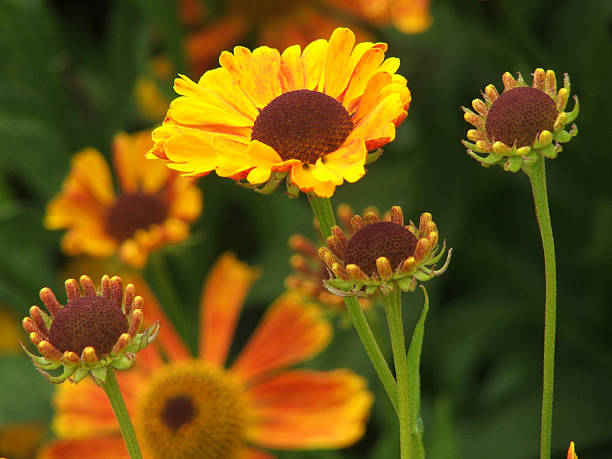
[[20, 275, 160, 385], [318, 206, 451, 297], [462, 68, 579, 172]]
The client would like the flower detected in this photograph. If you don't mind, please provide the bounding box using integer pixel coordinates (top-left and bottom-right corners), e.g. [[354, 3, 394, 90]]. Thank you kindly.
[[45, 131, 203, 268], [20, 275, 159, 385], [286, 204, 371, 310], [183, 0, 432, 76], [567, 442, 578, 459], [149, 27, 411, 198], [0, 422, 46, 459], [462, 68, 579, 172], [39, 253, 373, 458], [319, 206, 451, 296]]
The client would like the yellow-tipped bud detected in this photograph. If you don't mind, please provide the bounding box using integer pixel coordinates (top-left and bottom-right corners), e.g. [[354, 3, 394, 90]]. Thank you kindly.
[[376, 257, 393, 280]]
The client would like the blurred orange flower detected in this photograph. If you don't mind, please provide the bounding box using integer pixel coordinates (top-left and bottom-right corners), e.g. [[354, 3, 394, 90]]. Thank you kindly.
[[39, 253, 373, 458], [184, 0, 432, 75], [45, 131, 202, 268]]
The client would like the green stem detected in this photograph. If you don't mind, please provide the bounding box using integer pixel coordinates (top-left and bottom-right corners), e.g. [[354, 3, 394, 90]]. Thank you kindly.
[[308, 195, 398, 413], [524, 156, 557, 459], [383, 287, 420, 459], [102, 368, 143, 459]]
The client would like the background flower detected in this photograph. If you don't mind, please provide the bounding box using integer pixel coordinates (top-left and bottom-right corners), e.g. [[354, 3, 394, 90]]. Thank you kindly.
[[39, 253, 372, 458], [45, 131, 202, 268]]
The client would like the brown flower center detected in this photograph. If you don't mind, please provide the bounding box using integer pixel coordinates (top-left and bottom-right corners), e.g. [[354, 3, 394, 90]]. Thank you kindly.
[[485, 87, 557, 147], [251, 89, 353, 164], [162, 395, 196, 432], [105, 192, 168, 241], [48, 296, 127, 355], [344, 221, 418, 276], [139, 361, 249, 459]]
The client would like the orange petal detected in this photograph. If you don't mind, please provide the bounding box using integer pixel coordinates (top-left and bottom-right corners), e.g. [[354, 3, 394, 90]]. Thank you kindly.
[[280, 44, 306, 92], [323, 27, 356, 98], [321, 139, 367, 183], [67, 149, 116, 206], [247, 369, 373, 449], [213, 134, 253, 178], [231, 292, 331, 382], [197, 67, 259, 122], [349, 92, 407, 150], [391, 0, 433, 34], [301, 38, 328, 91], [112, 131, 165, 194], [167, 178, 203, 222], [342, 46, 386, 110], [219, 45, 282, 109], [200, 252, 259, 367], [567, 441, 578, 459], [38, 436, 128, 459], [168, 90, 254, 129], [159, 126, 217, 176], [290, 164, 336, 198], [124, 273, 191, 362]]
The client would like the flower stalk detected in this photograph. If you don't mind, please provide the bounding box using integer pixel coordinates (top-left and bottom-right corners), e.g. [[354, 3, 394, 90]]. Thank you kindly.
[[523, 154, 557, 459], [309, 195, 398, 413], [102, 368, 143, 459], [382, 286, 415, 459]]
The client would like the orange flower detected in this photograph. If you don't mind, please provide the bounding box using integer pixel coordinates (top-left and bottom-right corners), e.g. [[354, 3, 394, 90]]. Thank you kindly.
[[39, 253, 373, 458], [45, 131, 202, 268], [184, 0, 432, 75], [150, 27, 411, 198]]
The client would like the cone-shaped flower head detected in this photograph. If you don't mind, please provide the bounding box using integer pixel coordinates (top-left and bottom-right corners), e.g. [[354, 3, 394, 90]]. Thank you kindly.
[[149, 27, 411, 198], [462, 68, 579, 172], [21, 275, 159, 385], [286, 204, 370, 310], [319, 206, 451, 296]]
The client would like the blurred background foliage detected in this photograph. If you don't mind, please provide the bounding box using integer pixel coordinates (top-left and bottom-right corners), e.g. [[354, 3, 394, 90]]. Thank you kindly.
[[0, 0, 611, 458]]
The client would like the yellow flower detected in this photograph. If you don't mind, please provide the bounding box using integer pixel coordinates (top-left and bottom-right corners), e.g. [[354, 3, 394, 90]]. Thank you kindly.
[[567, 441, 578, 459], [319, 206, 451, 296], [462, 68, 579, 172], [21, 275, 159, 385], [39, 253, 373, 458], [149, 27, 411, 198], [45, 131, 203, 268]]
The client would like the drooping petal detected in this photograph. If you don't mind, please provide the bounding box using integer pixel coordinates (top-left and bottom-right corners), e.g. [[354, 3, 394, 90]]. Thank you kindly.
[[38, 436, 128, 459], [200, 252, 259, 367], [247, 369, 373, 449], [290, 164, 337, 198], [231, 293, 331, 382]]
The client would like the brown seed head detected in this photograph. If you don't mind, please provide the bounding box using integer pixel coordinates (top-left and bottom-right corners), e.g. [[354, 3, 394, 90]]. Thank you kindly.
[[48, 296, 128, 355], [485, 87, 557, 147], [105, 192, 168, 241], [344, 221, 418, 276], [251, 89, 353, 163]]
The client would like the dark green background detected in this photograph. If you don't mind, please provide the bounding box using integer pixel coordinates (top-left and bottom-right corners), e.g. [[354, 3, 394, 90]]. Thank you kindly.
[[1, 0, 610, 457]]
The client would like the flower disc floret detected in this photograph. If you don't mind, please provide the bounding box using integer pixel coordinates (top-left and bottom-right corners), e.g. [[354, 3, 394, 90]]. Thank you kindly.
[[138, 361, 249, 459], [20, 275, 159, 385], [344, 221, 417, 276], [149, 27, 411, 198], [462, 68, 579, 172], [252, 89, 353, 163], [105, 192, 168, 242], [319, 206, 451, 296], [485, 87, 557, 147], [49, 296, 127, 355]]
